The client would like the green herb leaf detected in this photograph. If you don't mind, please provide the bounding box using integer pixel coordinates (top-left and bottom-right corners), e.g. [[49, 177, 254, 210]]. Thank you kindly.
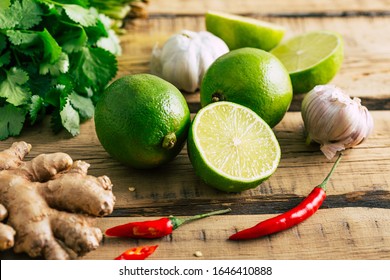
[[6, 30, 41, 58], [16, 0, 43, 29], [6, 30, 40, 47], [84, 19, 108, 44], [60, 98, 80, 136], [97, 29, 122, 55], [39, 28, 62, 64], [0, 0, 121, 139], [70, 46, 117, 93], [29, 95, 45, 124], [40, 52, 69, 76], [57, 24, 88, 53], [63, 5, 98, 27], [0, 68, 31, 106], [0, 0, 42, 30], [68, 91, 95, 120], [0, 104, 26, 140], [0, 52, 11, 68]]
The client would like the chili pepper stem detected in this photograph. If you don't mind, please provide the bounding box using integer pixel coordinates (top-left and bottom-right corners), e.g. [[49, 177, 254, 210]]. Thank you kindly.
[[318, 153, 342, 191], [171, 208, 231, 229]]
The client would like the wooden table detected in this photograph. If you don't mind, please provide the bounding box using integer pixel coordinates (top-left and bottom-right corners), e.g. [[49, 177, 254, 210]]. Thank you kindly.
[[1, 0, 390, 260]]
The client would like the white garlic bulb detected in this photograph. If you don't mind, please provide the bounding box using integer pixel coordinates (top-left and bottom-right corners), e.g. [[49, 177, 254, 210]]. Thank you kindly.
[[150, 30, 229, 92], [301, 85, 374, 159]]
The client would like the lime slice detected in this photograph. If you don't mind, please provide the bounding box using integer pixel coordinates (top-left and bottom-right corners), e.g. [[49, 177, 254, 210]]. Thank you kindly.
[[205, 11, 285, 51], [270, 31, 344, 94], [187, 101, 281, 192]]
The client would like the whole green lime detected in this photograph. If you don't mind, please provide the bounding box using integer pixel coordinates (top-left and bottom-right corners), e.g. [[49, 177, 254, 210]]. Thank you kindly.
[[200, 48, 293, 128], [94, 74, 191, 169]]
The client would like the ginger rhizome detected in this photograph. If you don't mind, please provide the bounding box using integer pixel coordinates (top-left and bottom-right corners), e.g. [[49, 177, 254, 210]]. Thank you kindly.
[[0, 142, 116, 259]]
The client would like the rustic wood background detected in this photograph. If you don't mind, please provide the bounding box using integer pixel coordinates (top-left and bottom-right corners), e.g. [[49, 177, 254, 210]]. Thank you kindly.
[[1, 0, 389, 260]]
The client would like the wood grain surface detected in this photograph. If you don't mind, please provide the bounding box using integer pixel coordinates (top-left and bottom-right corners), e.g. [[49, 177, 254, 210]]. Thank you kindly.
[[1, 0, 389, 260], [119, 15, 390, 111], [146, 0, 390, 16]]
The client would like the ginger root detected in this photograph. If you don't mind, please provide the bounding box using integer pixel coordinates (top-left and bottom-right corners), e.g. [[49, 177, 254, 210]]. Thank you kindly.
[[0, 142, 116, 259]]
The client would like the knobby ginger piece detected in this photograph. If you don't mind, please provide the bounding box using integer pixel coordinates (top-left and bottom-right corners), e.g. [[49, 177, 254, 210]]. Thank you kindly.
[[0, 142, 116, 259]]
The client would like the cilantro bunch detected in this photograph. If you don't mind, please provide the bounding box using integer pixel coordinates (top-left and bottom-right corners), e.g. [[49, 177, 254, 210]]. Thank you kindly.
[[0, 0, 120, 140]]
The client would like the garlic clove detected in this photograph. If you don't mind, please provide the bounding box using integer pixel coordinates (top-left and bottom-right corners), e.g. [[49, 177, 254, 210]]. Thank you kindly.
[[301, 85, 374, 159], [150, 30, 229, 92]]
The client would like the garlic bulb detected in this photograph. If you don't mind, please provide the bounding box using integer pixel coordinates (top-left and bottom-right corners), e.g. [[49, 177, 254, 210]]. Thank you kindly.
[[301, 85, 374, 159], [150, 30, 229, 92]]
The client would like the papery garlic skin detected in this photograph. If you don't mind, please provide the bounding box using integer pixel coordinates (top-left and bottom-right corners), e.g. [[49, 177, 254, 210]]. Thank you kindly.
[[150, 30, 229, 92], [301, 85, 374, 159]]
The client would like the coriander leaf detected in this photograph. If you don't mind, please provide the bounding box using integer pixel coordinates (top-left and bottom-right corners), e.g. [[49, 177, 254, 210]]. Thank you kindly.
[[84, 19, 108, 45], [68, 91, 94, 120], [55, 74, 75, 97], [95, 13, 121, 55], [70, 46, 117, 93], [6, 30, 39, 46], [0, 0, 42, 30], [0, 0, 120, 139], [0, 3, 17, 29], [16, 0, 43, 29], [63, 5, 98, 27], [29, 94, 44, 124], [0, 104, 26, 140], [57, 24, 88, 53], [8, 28, 62, 64], [44, 74, 74, 107], [0, 68, 31, 106], [0, 52, 11, 67], [40, 52, 69, 76], [24, 64, 52, 98], [35, 0, 57, 13], [60, 98, 80, 136], [39, 28, 62, 64], [7, 29, 62, 64], [6, 30, 41, 57], [97, 29, 122, 55]]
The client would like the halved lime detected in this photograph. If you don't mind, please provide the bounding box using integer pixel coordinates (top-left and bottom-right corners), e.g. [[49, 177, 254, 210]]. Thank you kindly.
[[270, 30, 344, 94], [187, 101, 281, 192], [205, 11, 285, 51]]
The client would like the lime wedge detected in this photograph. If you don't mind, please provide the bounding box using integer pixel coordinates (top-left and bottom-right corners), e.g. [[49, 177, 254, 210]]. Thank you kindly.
[[205, 11, 285, 51], [271, 31, 344, 94], [187, 101, 281, 192]]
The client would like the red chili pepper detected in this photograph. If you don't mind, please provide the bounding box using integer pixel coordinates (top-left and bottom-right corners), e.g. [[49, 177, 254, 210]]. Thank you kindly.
[[229, 154, 342, 240], [105, 208, 231, 239], [114, 245, 158, 260]]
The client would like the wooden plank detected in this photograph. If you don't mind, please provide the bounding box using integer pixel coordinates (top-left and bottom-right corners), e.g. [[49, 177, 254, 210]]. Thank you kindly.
[[119, 16, 390, 111], [146, 0, 390, 16], [1, 111, 388, 217], [2, 208, 388, 260], [1, 1, 390, 261], [82, 208, 390, 260]]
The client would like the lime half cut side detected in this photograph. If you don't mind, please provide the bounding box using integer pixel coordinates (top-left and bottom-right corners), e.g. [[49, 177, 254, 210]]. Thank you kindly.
[[271, 31, 344, 94], [205, 10, 285, 51], [187, 101, 281, 192]]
